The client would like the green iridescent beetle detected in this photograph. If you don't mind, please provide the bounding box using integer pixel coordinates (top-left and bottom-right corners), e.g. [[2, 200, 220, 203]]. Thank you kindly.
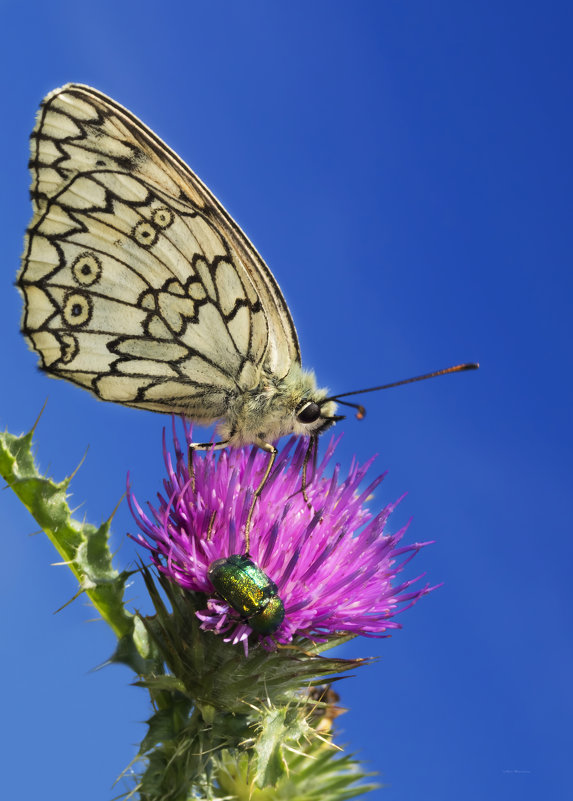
[[207, 554, 285, 636]]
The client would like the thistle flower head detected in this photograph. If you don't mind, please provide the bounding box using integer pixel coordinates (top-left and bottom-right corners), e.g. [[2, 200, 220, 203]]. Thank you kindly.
[[129, 422, 433, 648]]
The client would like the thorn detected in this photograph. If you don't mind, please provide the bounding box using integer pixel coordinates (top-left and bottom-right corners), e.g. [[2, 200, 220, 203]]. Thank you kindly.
[[54, 586, 85, 614], [107, 493, 125, 525], [30, 397, 48, 435], [68, 447, 89, 482]]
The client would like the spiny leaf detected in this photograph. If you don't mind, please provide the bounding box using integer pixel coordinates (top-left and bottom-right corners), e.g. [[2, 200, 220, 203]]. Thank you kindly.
[[0, 426, 148, 669]]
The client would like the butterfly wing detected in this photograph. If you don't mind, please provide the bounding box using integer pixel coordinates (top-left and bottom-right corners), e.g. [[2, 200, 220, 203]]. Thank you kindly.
[[18, 84, 301, 420]]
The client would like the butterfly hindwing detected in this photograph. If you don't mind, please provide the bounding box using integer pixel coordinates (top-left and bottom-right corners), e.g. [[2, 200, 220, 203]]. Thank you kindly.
[[19, 84, 300, 418]]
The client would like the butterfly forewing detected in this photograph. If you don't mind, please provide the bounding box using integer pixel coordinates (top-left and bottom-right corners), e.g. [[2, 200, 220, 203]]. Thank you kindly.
[[19, 84, 301, 420]]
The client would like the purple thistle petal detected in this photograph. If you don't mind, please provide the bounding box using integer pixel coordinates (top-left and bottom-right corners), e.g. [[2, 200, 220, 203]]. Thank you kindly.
[[128, 423, 435, 646]]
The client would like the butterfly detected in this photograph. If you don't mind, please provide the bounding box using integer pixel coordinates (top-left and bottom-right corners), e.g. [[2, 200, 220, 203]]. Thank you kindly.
[[18, 84, 477, 545]]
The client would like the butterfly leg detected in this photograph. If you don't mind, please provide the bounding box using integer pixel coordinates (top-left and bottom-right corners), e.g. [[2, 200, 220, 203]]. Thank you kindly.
[[301, 435, 318, 510], [206, 510, 217, 541], [244, 442, 278, 554], [187, 439, 230, 493]]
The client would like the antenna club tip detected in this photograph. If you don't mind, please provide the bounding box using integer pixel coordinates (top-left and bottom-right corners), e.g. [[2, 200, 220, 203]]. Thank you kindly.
[[465, 362, 480, 370]]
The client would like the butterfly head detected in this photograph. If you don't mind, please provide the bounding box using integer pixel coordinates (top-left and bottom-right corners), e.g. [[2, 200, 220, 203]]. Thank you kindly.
[[278, 365, 343, 440], [294, 396, 343, 436]]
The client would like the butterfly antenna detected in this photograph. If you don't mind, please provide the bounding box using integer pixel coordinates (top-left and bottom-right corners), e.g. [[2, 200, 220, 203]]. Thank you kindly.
[[325, 362, 479, 418], [335, 399, 367, 419]]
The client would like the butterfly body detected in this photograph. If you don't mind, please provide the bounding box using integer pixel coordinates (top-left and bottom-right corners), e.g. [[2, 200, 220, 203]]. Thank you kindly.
[[18, 84, 338, 447], [218, 364, 335, 446]]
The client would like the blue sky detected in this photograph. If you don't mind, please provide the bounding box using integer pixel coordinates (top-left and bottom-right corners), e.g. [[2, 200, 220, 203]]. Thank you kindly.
[[1, 2, 572, 799]]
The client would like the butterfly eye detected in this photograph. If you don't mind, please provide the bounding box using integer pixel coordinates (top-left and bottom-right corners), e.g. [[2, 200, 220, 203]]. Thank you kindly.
[[296, 401, 321, 424]]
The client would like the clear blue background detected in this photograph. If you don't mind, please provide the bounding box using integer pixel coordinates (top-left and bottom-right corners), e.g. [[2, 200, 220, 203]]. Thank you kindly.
[[1, 2, 571, 800]]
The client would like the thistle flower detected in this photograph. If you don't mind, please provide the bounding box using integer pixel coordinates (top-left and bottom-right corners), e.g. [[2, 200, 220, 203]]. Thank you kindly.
[[129, 421, 434, 649]]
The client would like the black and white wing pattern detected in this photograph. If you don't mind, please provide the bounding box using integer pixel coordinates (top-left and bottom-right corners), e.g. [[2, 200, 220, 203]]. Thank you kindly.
[[18, 84, 301, 422]]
